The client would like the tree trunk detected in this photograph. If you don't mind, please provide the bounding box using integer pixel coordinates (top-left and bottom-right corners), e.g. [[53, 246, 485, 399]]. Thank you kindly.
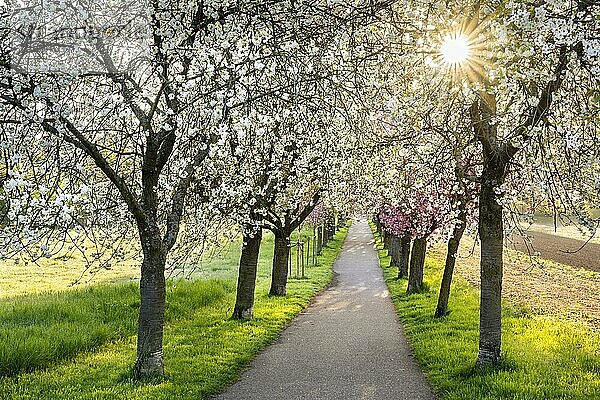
[[134, 235, 167, 380], [471, 96, 514, 366], [389, 235, 399, 267], [477, 165, 505, 366], [383, 230, 391, 251], [270, 232, 290, 296], [397, 235, 411, 279], [339, 213, 346, 227], [435, 217, 466, 318], [232, 227, 263, 320], [316, 225, 323, 255], [407, 237, 427, 294], [374, 215, 382, 235]]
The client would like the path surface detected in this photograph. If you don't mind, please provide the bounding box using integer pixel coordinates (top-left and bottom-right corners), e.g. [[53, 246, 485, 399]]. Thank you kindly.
[[511, 231, 600, 273], [214, 219, 436, 400]]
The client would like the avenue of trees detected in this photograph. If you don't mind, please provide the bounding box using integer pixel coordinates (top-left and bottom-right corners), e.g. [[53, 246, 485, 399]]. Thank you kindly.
[[1, 0, 598, 379]]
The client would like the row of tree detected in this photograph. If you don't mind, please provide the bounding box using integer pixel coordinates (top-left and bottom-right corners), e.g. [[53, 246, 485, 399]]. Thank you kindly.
[[232, 205, 345, 320], [0, 0, 389, 379], [359, 0, 599, 367], [0, 0, 597, 380]]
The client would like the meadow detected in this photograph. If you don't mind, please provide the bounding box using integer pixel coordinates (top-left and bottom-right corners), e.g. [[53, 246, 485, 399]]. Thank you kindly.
[[0, 225, 349, 399], [371, 225, 600, 400]]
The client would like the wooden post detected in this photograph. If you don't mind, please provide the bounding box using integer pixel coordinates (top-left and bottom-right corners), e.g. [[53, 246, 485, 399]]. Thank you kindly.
[[301, 242, 305, 278], [306, 236, 311, 266], [288, 242, 292, 277], [295, 241, 300, 279]]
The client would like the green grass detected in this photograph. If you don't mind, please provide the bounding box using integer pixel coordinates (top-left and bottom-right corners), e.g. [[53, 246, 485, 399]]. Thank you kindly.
[[370, 225, 600, 400], [0, 224, 349, 399], [0, 246, 139, 299], [0, 283, 140, 376]]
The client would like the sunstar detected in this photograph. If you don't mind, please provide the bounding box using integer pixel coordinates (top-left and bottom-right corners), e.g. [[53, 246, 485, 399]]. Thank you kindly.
[[440, 33, 471, 65]]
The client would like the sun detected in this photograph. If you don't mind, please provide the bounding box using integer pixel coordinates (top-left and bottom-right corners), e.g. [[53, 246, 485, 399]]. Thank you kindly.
[[433, 17, 492, 82], [439, 33, 471, 65]]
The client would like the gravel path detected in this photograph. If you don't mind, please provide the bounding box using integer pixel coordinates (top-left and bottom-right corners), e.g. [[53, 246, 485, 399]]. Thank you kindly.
[[214, 219, 437, 400]]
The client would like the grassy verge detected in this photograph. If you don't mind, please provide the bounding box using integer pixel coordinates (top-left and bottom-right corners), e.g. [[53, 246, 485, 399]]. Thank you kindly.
[[370, 224, 600, 400], [0, 223, 350, 399]]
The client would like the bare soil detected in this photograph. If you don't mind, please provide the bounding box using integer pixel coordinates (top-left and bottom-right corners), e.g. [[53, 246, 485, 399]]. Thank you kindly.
[[509, 231, 600, 273]]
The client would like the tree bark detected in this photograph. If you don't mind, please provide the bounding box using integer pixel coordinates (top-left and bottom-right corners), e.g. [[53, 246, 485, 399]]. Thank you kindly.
[[374, 214, 382, 235], [383, 230, 391, 251], [470, 96, 512, 367], [397, 235, 411, 279], [477, 163, 505, 366], [407, 237, 427, 294], [389, 235, 399, 267], [232, 227, 263, 319], [269, 232, 290, 296], [316, 225, 323, 255], [435, 216, 466, 318], [134, 233, 167, 380]]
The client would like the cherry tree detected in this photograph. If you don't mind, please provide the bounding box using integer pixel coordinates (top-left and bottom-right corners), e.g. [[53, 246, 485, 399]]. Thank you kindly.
[[381, 0, 599, 366], [1, 0, 350, 378], [353, 0, 598, 367], [217, 1, 396, 318], [462, 0, 598, 366], [378, 173, 452, 294]]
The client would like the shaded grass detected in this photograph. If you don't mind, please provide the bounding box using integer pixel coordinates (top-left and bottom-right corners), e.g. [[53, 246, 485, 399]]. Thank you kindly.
[[0, 223, 349, 399], [370, 224, 600, 400]]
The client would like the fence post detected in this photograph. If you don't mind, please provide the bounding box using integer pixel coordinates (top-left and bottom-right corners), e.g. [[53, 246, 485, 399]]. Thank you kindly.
[[288, 241, 292, 276], [300, 242, 305, 278]]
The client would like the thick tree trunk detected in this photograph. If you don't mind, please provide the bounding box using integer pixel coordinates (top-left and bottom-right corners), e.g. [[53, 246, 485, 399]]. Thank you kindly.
[[269, 232, 290, 296], [434, 217, 466, 318], [397, 235, 411, 279], [407, 237, 427, 294], [477, 166, 505, 366], [471, 96, 513, 367], [134, 236, 167, 380], [232, 227, 263, 320], [389, 235, 399, 267]]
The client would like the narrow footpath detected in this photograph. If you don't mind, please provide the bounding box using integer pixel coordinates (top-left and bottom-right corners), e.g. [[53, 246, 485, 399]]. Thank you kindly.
[[215, 219, 437, 400]]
